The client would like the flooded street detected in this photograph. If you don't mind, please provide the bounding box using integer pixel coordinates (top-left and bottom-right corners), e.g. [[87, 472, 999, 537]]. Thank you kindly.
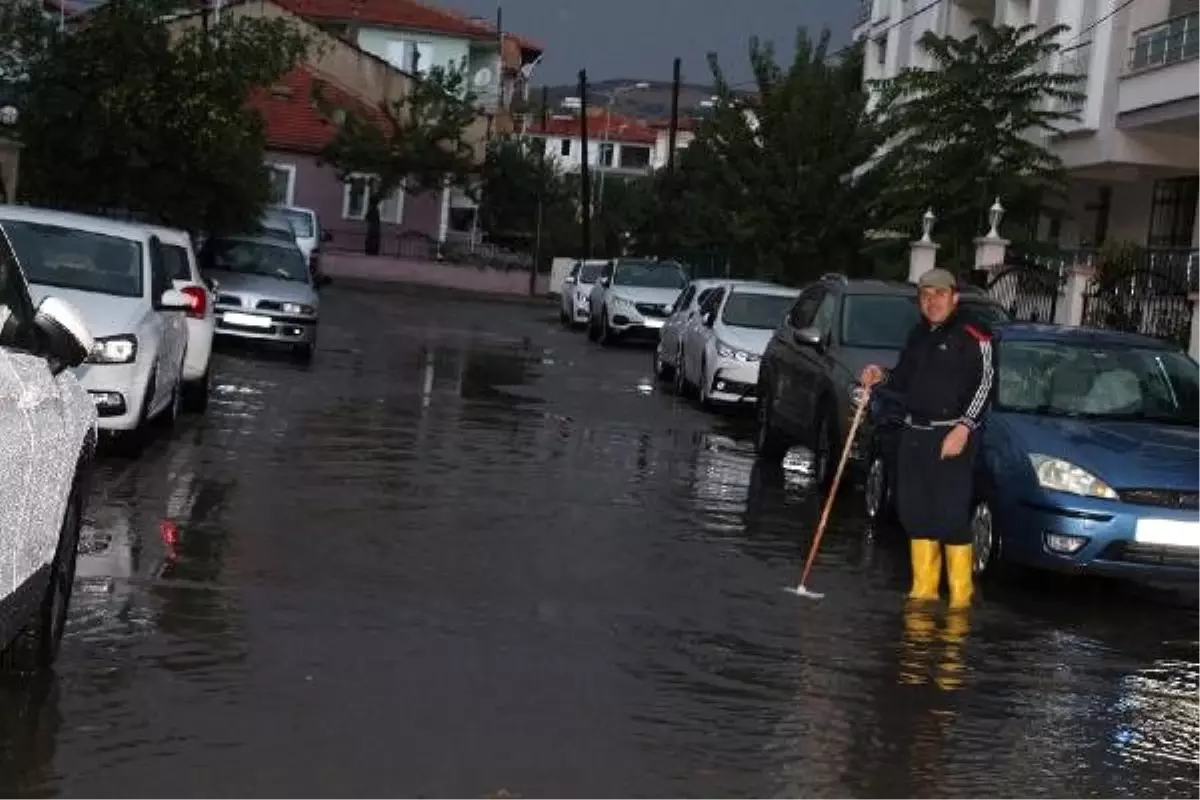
[[1, 285, 1195, 798]]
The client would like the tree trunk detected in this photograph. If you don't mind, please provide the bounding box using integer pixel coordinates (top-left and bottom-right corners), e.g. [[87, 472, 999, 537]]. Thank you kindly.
[[365, 200, 382, 256]]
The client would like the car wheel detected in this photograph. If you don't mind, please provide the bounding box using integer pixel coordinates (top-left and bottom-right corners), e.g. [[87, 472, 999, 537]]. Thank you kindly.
[[811, 408, 836, 489], [673, 344, 690, 396], [864, 452, 890, 521], [754, 380, 791, 462], [971, 499, 1000, 577], [182, 366, 210, 414], [559, 307, 570, 326], [293, 342, 314, 363], [653, 344, 673, 381], [1, 475, 84, 672], [158, 372, 182, 429], [599, 308, 614, 347], [698, 358, 713, 409]]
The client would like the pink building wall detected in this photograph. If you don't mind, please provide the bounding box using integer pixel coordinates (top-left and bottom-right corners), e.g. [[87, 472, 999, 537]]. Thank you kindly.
[[322, 252, 551, 297]]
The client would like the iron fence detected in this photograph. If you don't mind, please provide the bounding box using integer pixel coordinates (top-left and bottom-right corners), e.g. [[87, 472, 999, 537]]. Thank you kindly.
[[1081, 267, 1194, 348], [984, 254, 1065, 323]]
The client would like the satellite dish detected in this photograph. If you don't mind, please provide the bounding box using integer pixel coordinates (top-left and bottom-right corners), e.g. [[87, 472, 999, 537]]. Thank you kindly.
[[473, 67, 493, 88]]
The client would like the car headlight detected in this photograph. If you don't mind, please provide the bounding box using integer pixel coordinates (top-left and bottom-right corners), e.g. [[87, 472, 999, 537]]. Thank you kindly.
[[281, 302, 316, 315], [610, 295, 636, 311], [87, 334, 137, 364], [716, 339, 758, 362], [1029, 454, 1118, 499]]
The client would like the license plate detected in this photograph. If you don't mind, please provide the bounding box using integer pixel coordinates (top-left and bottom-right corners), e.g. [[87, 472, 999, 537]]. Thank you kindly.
[[1134, 518, 1200, 548], [223, 312, 271, 329]]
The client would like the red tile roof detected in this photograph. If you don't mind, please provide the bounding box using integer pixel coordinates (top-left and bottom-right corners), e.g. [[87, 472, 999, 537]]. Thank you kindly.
[[527, 113, 658, 145], [249, 66, 387, 154], [275, 0, 541, 52]]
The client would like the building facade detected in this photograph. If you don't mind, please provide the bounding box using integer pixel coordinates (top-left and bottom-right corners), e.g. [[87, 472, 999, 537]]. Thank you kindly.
[[524, 111, 697, 177], [856, 0, 1199, 261]]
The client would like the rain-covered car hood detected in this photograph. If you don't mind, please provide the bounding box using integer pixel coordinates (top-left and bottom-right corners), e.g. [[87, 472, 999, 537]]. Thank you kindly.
[[997, 413, 1199, 492], [713, 324, 773, 356], [207, 269, 318, 306], [28, 284, 147, 338], [607, 286, 682, 308]]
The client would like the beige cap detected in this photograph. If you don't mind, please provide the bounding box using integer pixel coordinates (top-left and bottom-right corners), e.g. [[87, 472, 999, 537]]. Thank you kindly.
[[917, 268, 957, 289]]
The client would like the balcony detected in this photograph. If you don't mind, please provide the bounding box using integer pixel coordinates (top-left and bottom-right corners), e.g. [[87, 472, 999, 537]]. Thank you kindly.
[[1117, 12, 1200, 123]]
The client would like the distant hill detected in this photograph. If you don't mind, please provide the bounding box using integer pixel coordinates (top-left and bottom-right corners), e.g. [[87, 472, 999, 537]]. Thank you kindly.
[[530, 77, 729, 123]]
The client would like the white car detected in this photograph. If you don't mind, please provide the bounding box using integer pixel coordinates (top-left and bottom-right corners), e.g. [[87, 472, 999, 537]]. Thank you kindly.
[[273, 205, 330, 279], [559, 259, 607, 328], [0, 226, 96, 671], [587, 258, 688, 346], [0, 207, 192, 437], [677, 281, 801, 407], [142, 224, 215, 411], [654, 278, 727, 380]]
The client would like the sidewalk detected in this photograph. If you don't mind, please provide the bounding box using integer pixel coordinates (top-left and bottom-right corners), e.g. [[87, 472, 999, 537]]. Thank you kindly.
[[321, 252, 552, 299]]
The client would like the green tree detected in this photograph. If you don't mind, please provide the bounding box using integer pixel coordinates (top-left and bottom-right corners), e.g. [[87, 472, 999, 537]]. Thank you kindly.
[[652, 30, 885, 283], [478, 137, 577, 266], [314, 64, 478, 256], [17, 0, 309, 236], [870, 20, 1085, 270]]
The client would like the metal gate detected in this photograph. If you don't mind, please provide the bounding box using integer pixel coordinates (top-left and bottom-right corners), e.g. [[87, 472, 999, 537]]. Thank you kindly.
[[986, 256, 1064, 322], [1081, 268, 1193, 348]]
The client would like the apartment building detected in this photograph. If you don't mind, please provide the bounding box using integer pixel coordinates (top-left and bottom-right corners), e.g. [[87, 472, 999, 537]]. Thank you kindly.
[[855, 0, 1199, 262]]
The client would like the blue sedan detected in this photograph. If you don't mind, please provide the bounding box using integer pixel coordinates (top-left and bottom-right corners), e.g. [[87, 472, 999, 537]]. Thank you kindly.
[[861, 323, 1199, 583]]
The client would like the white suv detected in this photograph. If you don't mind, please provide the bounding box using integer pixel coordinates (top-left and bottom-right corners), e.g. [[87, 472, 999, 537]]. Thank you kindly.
[[0, 224, 97, 671], [587, 258, 688, 346]]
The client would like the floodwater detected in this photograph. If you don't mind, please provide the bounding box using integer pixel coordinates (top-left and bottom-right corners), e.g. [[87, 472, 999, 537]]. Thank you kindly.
[[0, 284, 1195, 797]]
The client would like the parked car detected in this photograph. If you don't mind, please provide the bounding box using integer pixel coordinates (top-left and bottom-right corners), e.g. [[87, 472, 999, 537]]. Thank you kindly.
[[199, 233, 320, 361], [654, 278, 727, 380], [559, 259, 608, 327], [587, 258, 688, 345], [0, 206, 192, 437], [272, 205, 331, 281], [0, 223, 97, 671], [676, 281, 802, 407], [141, 224, 215, 411], [754, 275, 1012, 486], [862, 324, 1199, 584]]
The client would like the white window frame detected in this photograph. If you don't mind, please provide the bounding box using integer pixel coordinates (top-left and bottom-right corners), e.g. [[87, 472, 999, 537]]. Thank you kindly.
[[341, 173, 404, 223], [266, 161, 296, 206]]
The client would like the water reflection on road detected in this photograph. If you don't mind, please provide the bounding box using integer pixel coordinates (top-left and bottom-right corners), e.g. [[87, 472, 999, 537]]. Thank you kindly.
[[0, 285, 1193, 798]]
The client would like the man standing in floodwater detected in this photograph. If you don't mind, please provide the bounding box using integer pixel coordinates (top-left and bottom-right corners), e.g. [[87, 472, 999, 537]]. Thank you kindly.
[[859, 268, 995, 608]]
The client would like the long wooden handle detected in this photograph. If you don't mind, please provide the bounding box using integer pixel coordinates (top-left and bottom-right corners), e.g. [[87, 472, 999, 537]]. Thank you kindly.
[[796, 394, 870, 588]]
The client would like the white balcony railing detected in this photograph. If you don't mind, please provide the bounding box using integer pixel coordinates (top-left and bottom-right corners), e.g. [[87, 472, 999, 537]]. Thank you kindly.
[[1128, 12, 1200, 72]]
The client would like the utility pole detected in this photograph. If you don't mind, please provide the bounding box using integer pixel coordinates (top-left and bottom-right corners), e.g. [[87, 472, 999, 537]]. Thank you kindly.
[[529, 85, 549, 296], [666, 57, 682, 174], [578, 69, 592, 259]]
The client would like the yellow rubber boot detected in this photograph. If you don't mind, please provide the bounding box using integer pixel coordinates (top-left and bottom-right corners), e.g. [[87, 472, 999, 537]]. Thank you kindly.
[[945, 544, 974, 609], [908, 538, 942, 601]]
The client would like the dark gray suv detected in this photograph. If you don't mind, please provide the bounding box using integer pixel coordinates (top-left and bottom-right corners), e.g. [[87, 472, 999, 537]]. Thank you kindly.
[[753, 275, 1010, 486]]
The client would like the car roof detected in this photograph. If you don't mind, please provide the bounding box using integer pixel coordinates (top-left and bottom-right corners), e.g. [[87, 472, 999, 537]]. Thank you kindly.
[[726, 281, 801, 297], [0, 204, 152, 242], [138, 223, 194, 246], [209, 233, 302, 250], [996, 322, 1182, 350]]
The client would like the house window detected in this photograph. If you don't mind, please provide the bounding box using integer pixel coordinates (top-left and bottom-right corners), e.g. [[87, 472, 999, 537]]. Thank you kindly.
[[384, 39, 435, 73], [266, 162, 295, 206], [1147, 176, 1199, 248], [598, 143, 614, 167], [342, 174, 405, 224], [619, 145, 651, 169], [560, 139, 571, 157]]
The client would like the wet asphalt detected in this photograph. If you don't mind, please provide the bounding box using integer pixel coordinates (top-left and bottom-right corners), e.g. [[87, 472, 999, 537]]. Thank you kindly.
[[0, 283, 1195, 798]]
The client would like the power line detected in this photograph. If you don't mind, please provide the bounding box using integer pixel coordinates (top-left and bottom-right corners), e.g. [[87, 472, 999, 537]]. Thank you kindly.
[[1060, 0, 1140, 52]]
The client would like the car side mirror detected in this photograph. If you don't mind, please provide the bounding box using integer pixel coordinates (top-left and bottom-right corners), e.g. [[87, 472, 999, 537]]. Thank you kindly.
[[158, 288, 191, 311], [321, 230, 333, 243], [702, 311, 716, 327], [34, 296, 92, 374], [792, 325, 822, 346]]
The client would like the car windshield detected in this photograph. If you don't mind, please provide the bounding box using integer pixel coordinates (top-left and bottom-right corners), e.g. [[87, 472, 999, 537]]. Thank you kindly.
[[996, 339, 1199, 425], [721, 291, 798, 329], [280, 208, 315, 238], [613, 260, 686, 288], [1, 220, 144, 298], [202, 239, 310, 283], [578, 263, 603, 283], [841, 295, 1007, 348]]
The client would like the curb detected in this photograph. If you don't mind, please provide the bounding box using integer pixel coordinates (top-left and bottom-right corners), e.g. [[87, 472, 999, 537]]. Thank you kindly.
[[328, 276, 557, 308]]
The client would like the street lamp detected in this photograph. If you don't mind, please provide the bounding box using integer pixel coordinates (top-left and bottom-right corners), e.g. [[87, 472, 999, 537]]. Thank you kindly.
[[986, 197, 1005, 239], [920, 208, 936, 243], [596, 81, 650, 213]]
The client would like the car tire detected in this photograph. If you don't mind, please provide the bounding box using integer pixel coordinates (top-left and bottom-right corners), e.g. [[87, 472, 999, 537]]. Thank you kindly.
[[673, 344, 692, 396], [559, 308, 570, 326], [599, 308, 615, 347], [293, 343, 314, 363], [1, 472, 85, 673], [811, 405, 838, 490], [971, 498, 1001, 577], [652, 345, 672, 381], [698, 358, 713, 409], [182, 367, 210, 414], [754, 379, 791, 463], [863, 450, 893, 523]]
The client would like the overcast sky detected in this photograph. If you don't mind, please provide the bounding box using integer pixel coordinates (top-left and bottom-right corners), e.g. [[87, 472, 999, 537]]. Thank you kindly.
[[447, 0, 858, 86]]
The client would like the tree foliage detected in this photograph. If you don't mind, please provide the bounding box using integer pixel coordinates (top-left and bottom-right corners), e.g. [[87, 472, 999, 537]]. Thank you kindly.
[[644, 29, 885, 283], [870, 20, 1085, 269], [478, 137, 577, 262], [314, 64, 478, 255], [16, 0, 309, 236]]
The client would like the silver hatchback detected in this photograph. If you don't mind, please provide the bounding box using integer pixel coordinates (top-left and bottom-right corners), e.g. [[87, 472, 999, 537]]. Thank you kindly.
[[199, 234, 320, 361]]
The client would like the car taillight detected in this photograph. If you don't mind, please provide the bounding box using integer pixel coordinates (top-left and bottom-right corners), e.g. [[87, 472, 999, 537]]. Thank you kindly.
[[181, 285, 207, 319]]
